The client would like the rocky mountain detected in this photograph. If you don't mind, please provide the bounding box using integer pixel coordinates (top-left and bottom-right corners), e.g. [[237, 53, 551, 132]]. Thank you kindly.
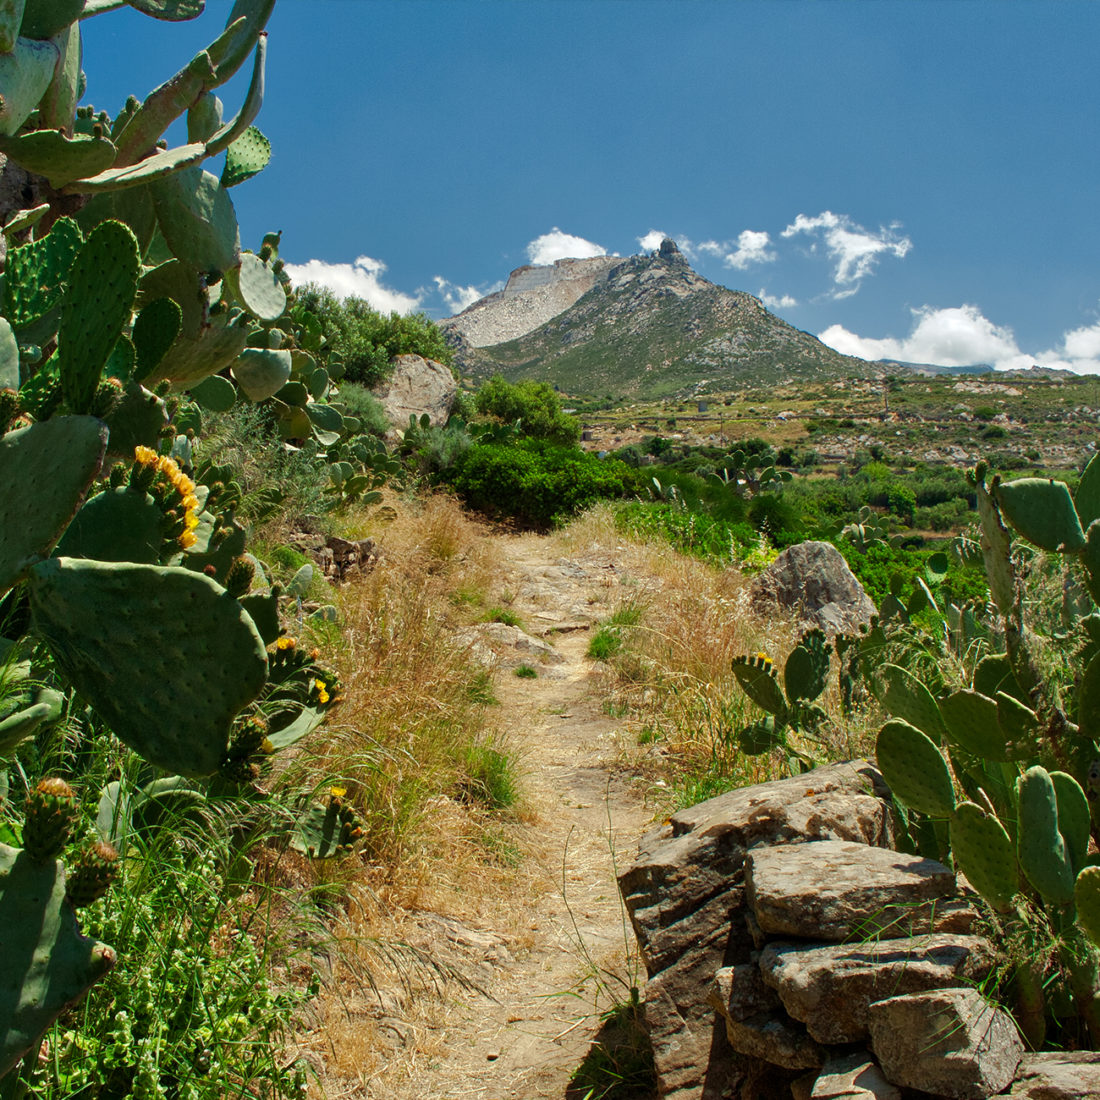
[[443, 239, 873, 399]]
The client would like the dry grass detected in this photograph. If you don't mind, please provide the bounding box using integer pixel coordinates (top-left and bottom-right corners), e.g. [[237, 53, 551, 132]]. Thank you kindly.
[[555, 504, 879, 801]]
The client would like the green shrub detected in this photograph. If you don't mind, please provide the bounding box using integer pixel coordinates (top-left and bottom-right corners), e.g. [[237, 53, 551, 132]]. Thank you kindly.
[[474, 376, 580, 445], [514, 664, 538, 679], [335, 382, 392, 437], [461, 741, 519, 810], [445, 440, 638, 528]]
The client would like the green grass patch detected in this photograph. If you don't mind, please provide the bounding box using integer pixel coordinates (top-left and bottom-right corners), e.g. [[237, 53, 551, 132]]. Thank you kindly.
[[514, 664, 538, 679], [484, 606, 522, 628], [567, 990, 656, 1100], [460, 739, 520, 811]]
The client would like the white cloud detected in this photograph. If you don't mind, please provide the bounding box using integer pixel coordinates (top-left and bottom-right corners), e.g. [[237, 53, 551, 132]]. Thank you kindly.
[[638, 229, 668, 253], [526, 227, 608, 265], [782, 210, 911, 296], [432, 275, 483, 315], [759, 289, 798, 310], [283, 255, 420, 314], [723, 229, 777, 270], [814, 302, 1100, 373]]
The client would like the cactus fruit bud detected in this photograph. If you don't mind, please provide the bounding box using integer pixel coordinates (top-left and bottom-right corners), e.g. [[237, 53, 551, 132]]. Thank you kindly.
[[108, 462, 127, 489], [23, 778, 78, 863], [224, 555, 255, 599], [0, 388, 18, 434], [128, 461, 156, 494], [66, 841, 119, 909]]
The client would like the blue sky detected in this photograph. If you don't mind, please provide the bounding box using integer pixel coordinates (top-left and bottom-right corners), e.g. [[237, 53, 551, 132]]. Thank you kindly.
[[82, 0, 1100, 372]]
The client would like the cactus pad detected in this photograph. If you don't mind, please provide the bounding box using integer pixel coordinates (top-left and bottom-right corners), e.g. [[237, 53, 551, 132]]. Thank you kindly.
[[3, 215, 82, 331], [226, 250, 285, 320], [1076, 867, 1100, 948], [0, 416, 107, 595], [731, 654, 787, 716], [151, 166, 240, 275], [231, 347, 291, 401], [58, 220, 141, 415], [55, 487, 164, 564], [996, 477, 1086, 553], [876, 718, 956, 818], [0, 319, 17, 390], [102, 381, 168, 457], [289, 794, 363, 859], [950, 801, 1017, 912], [28, 557, 268, 777], [132, 296, 183, 382], [190, 373, 237, 412], [939, 689, 1010, 761], [0, 129, 117, 189], [782, 628, 830, 703], [0, 37, 59, 135], [0, 842, 116, 1077], [874, 663, 947, 743], [1050, 771, 1090, 877], [1017, 766, 1075, 905], [150, 312, 250, 389], [221, 124, 271, 188], [1075, 452, 1100, 530]]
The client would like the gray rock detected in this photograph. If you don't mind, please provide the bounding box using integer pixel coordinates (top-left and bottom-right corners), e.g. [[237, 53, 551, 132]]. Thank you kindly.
[[746, 840, 974, 941], [370, 354, 456, 441], [457, 622, 565, 669], [809, 1053, 900, 1099], [618, 761, 891, 1100], [1002, 1052, 1100, 1098], [708, 969, 826, 1071], [759, 934, 994, 1043], [868, 989, 1023, 1099], [751, 541, 877, 635]]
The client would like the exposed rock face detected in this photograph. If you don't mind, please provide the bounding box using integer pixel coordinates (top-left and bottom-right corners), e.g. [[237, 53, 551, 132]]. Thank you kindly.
[[758, 934, 994, 1044], [440, 255, 618, 348], [617, 760, 892, 1100], [808, 1053, 900, 1099], [1003, 1053, 1100, 1098], [751, 541, 877, 635], [745, 841, 974, 941], [867, 989, 1023, 1099], [369, 354, 456, 441]]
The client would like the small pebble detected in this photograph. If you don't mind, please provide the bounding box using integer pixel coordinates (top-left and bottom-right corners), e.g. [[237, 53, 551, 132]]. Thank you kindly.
[[487, 1050, 500, 1061]]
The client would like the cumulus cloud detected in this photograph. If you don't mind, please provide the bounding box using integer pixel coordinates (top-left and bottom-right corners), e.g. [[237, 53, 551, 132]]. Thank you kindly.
[[720, 230, 777, 270], [638, 229, 668, 253], [759, 289, 798, 310], [526, 227, 609, 265], [816, 302, 1100, 374], [283, 255, 420, 314], [782, 211, 911, 297], [432, 276, 483, 315]]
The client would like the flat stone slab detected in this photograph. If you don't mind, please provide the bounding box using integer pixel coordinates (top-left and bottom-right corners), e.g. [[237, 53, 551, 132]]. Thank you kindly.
[[759, 934, 995, 1043], [1002, 1052, 1100, 1098], [810, 1053, 901, 1099], [746, 839, 974, 940], [708, 969, 826, 1071], [868, 988, 1023, 1099]]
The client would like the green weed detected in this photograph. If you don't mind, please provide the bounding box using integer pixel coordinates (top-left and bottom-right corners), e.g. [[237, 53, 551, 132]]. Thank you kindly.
[[461, 739, 520, 811], [514, 664, 538, 679], [484, 606, 523, 628]]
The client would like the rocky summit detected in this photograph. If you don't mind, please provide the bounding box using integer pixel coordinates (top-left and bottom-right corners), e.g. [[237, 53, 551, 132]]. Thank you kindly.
[[443, 239, 871, 399]]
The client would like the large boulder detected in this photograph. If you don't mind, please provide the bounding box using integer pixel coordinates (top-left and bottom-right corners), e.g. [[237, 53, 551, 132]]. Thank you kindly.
[[751, 541, 877, 635], [370, 354, 456, 442]]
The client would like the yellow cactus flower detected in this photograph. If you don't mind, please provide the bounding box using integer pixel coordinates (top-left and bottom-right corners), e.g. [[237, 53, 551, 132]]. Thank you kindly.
[[134, 445, 158, 466], [178, 530, 197, 550], [330, 786, 346, 799], [276, 637, 296, 650], [756, 651, 770, 661]]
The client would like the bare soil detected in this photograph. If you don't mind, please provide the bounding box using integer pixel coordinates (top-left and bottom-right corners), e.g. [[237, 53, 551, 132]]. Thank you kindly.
[[325, 531, 660, 1099]]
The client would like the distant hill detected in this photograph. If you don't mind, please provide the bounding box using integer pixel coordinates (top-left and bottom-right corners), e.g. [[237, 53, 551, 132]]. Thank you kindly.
[[442, 239, 875, 399]]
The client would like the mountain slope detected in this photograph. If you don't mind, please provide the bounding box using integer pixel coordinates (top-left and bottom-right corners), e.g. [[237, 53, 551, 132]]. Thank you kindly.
[[449, 239, 872, 398]]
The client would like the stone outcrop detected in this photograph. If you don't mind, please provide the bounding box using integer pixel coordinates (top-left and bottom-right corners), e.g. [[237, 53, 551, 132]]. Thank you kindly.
[[867, 989, 1023, 1098], [369, 354, 456, 442], [617, 760, 893, 1100], [751, 541, 877, 635], [616, 760, 1060, 1100]]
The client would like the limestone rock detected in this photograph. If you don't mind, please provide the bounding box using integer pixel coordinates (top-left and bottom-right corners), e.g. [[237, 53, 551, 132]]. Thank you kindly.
[[746, 840, 974, 941], [809, 1053, 900, 1099], [758, 934, 994, 1043], [370, 354, 456, 441], [867, 989, 1023, 1099], [618, 761, 891, 1100], [1001, 1052, 1100, 1098], [457, 622, 565, 670], [751, 541, 877, 635]]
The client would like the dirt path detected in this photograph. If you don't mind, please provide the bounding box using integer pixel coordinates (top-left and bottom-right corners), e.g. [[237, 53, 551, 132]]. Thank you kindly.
[[366, 532, 657, 1099]]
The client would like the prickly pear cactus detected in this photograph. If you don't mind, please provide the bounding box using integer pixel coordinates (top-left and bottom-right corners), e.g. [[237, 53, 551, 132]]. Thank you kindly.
[[0, 842, 116, 1077], [876, 718, 956, 818], [289, 790, 363, 859], [28, 558, 269, 777]]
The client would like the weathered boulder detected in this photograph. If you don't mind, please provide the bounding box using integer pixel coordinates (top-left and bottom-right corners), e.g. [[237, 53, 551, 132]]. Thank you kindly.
[[1001, 1052, 1100, 1098], [746, 840, 976, 941], [758, 934, 994, 1043], [867, 989, 1023, 1099], [617, 761, 892, 1100], [709, 965, 825, 1070], [457, 622, 565, 671], [370, 354, 456, 441], [808, 1053, 901, 1099], [751, 541, 877, 635]]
